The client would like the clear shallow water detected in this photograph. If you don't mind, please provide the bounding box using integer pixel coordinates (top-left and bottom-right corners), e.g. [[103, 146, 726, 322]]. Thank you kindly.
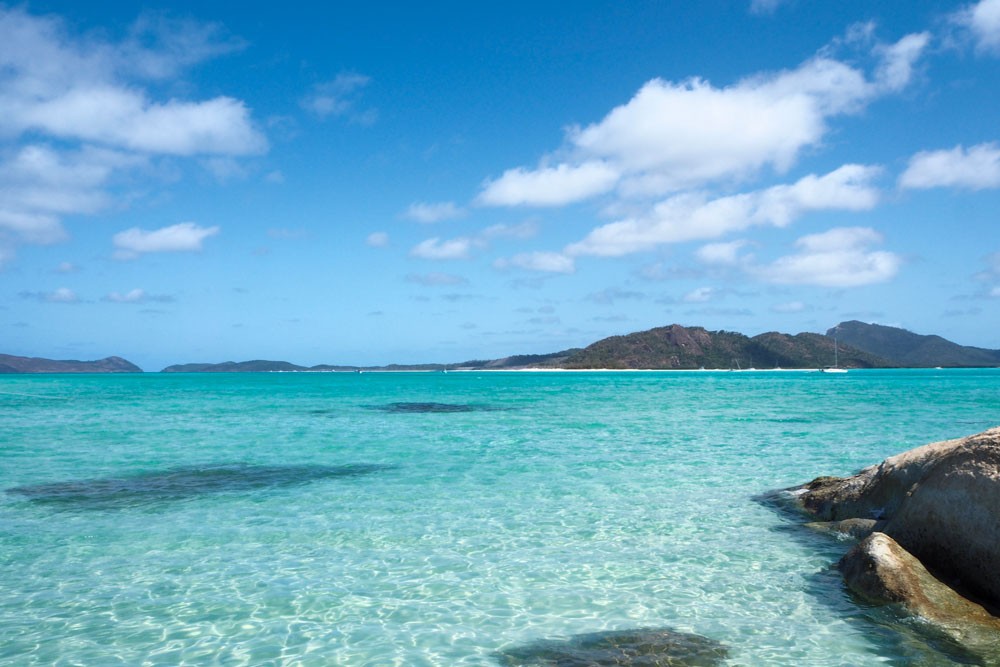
[[1, 369, 998, 666]]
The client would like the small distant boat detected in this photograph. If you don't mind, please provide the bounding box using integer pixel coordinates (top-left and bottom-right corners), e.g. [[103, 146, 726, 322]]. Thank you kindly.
[[821, 338, 848, 374]]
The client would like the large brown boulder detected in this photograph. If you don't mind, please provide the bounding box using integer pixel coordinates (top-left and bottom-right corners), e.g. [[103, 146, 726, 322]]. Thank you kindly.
[[794, 426, 1000, 607], [840, 532, 1000, 656]]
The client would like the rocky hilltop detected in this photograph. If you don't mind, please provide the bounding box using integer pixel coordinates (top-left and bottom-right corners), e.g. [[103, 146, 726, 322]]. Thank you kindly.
[[0, 354, 142, 374], [831, 320, 1000, 367], [561, 324, 888, 369]]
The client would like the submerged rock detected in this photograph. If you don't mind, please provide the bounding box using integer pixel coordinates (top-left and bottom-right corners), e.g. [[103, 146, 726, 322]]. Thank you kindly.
[[6, 463, 389, 510], [496, 627, 729, 667], [804, 517, 879, 540], [793, 426, 1000, 607], [365, 402, 508, 413]]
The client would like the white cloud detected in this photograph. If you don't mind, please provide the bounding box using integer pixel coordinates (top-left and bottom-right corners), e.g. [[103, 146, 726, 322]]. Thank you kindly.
[[683, 286, 715, 303], [0, 7, 265, 264], [478, 161, 619, 207], [366, 231, 389, 247], [0, 144, 143, 244], [16, 91, 266, 156], [104, 288, 173, 303], [301, 73, 375, 124], [874, 32, 931, 92], [113, 222, 219, 259], [404, 201, 464, 223], [105, 288, 145, 303], [20, 287, 79, 303], [566, 164, 881, 257], [954, 0, 1000, 53], [494, 251, 575, 274], [899, 143, 1000, 190], [754, 227, 901, 287], [475, 34, 925, 207], [481, 221, 539, 240], [696, 240, 751, 265], [409, 236, 474, 260], [749, 0, 787, 15]]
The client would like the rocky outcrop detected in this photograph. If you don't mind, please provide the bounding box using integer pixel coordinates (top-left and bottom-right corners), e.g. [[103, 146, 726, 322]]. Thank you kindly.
[[782, 427, 1000, 661], [793, 427, 1000, 607], [839, 532, 1000, 655]]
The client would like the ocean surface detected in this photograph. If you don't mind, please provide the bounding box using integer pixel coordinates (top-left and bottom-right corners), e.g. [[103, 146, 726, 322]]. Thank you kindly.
[[1, 369, 998, 666]]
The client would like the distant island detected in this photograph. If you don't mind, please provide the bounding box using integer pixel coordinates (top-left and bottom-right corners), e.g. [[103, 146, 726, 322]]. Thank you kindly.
[[0, 354, 142, 374], [160, 321, 1000, 373], [3, 321, 998, 374]]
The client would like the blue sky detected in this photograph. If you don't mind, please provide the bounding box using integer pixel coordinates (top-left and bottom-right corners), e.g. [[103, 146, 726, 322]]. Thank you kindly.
[[2, 0, 999, 370]]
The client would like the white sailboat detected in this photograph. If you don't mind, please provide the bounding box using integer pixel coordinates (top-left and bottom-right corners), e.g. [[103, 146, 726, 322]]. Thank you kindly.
[[821, 338, 848, 373]]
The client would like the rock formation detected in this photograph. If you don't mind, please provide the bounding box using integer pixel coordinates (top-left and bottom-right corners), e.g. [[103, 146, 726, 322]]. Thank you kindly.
[[785, 426, 1000, 661]]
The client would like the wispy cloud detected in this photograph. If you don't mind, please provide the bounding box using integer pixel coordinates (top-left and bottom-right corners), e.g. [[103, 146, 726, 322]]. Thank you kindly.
[[301, 72, 376, 124], [409, 236, 475, 260], [103, 288, 174, 303], [494, 251, 575, 274], [406, 272, 468, 286], [366, 231, 389, 247], [113, 222, 220, 259], [20, 287, 79, 303], [403, 201, 464, 223]]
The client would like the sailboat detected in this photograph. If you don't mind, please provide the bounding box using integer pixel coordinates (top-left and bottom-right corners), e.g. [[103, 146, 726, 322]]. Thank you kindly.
[[821, 337, 848, 374]]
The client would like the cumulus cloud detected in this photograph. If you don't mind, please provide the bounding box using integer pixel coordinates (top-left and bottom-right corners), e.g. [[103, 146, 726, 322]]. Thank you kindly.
[[409, 236, 475, 260], [953, 0, 1000, 53], [898, 143, 1000, 190], [0, 7, 265, 156], [0, 7, 265, 264], [494, 251, 575, 274], [753, 227, 901, 287], [478, 161, 620, 207], [475, 33, 926, 208], [566, 164, 881, 257], [113, 222, 220, 259], [404, 201, 464, 223]]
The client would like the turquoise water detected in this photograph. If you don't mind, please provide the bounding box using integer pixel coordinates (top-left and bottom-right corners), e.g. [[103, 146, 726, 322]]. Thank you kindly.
[[1, 369, 998, 666]]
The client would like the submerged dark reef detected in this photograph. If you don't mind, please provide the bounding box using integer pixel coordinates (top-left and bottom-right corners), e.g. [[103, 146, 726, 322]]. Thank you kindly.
[[6, 463, 390, 510], [496, 627, 729, 667], [365, 402, 510, 413]]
